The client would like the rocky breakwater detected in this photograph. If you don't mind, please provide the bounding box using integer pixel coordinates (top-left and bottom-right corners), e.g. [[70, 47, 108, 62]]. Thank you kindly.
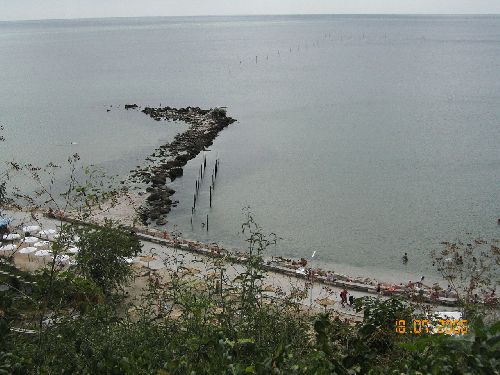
[[128, 105, 236, 225]]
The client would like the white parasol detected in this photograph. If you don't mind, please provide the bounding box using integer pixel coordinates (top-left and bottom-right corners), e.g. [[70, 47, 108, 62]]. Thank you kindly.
[[38, 229, 57, 238], [34, 249, 52, 257], [34, 241, 50, 248], [23, 225, 41, 233], [0, 244, 16, 251], [3, 233, 21, 241], [23, 236, 39, 244], [19, 247, 37, 254], [67, 247, 79, 254], [54, 254, 70, 264]]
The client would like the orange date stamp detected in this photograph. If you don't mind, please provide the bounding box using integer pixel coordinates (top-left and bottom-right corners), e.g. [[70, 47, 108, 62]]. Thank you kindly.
[[395, 319, 468, 335]]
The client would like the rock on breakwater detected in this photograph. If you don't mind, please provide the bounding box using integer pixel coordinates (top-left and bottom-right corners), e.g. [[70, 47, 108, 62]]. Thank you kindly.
[[127, 105, 236, 226]]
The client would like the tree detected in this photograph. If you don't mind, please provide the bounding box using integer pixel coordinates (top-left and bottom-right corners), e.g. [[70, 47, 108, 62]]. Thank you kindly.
[[432, 238, 499, 322], [75, 220, 142, 295]]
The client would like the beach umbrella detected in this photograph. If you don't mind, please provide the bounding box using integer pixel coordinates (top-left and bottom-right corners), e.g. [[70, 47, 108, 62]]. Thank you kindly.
[[34, 241, 50, 248], [23, 225, 41, 233], [123, 257, 136, 264], [19, 246, 37, 261], [139, 255, 156, 268], [0, 244, 16, 252], [3, 233, 21, 241], [67, 247, 79, 254], [19, 247, 37, 254], [206, 272, 219, 280], [315, 297, 336, 311], [34, 250, 52, 257], [38, 229, 57, 237], [54, 254, 70, 264], [185, 267, 201, 275], [316, 297, 336, 306], [262, 284, 277, 293], [23, 236, 39, 244]]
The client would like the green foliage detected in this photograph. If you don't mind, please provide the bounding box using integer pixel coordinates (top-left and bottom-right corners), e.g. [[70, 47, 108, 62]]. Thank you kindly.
[[0, 351, 23, 375], [399, 319, 500, 374], [75, 220, 141, 295], [432, 238, 499, 309], [34, 269, 103, 312], [1, 210, 498, 374]]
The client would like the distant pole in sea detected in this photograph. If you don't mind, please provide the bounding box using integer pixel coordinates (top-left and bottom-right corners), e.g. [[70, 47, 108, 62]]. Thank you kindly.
[[209, 186, 212, 208], [206, 215, 209, 231]]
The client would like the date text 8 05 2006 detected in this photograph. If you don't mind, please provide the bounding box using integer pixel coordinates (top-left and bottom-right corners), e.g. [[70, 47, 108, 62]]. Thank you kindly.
[[394, 319, 468, 335]]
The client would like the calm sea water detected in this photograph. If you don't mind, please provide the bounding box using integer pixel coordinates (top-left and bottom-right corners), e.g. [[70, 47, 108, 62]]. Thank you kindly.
[[1, 15, 499, 281]]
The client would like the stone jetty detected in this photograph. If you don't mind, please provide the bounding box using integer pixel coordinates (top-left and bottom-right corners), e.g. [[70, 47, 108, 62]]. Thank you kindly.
[[126, 105, 236, 225]]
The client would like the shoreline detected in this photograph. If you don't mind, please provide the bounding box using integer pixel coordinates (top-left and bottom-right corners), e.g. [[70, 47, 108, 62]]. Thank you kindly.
[[41, 211, 460, 307]]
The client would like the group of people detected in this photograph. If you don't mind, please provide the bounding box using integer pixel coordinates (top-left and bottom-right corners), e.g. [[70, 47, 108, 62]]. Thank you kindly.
[[339, 287, 354, 307]]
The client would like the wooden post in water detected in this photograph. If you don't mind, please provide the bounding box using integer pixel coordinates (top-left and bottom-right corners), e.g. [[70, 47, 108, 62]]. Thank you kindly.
[[209, 186, 212, 208], [206, 214, 208, 232]]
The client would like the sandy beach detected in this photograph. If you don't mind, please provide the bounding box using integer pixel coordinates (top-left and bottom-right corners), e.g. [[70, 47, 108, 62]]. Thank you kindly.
[[1, 208, 461, 320]]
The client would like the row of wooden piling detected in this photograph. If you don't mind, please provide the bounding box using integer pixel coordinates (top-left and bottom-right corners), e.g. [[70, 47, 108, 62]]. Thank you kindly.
[[191, 154, 220, 231], [244, 31, 390, 66]]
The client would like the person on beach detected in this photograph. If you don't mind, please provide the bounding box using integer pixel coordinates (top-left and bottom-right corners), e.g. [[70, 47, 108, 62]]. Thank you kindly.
[[445, 284, 452, 297], [417, 276, 425, 288], [402, 252, 408, 264], [340, 288, 348, 307], [376, 283, 381, 294], [348, 295, 354, 306]]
